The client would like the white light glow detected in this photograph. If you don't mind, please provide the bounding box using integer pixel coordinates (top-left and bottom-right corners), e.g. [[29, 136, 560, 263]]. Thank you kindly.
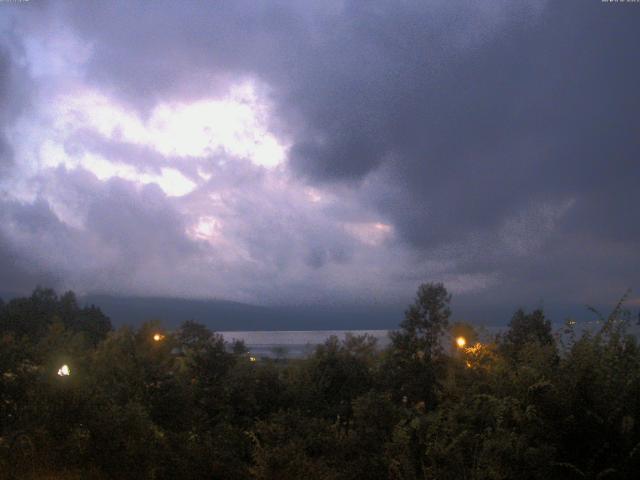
[[39, 142, 196, 197], [30, 82, 286, 197], [49, 82, 286, 168], [57, 364, 71, 376], [344, 222, 393, 246], [189, 216, 221, 242]]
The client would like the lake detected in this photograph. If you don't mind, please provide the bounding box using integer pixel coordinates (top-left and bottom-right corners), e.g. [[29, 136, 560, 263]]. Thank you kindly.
[[220, 330, 392, 358], [218, 320, 628, 359]]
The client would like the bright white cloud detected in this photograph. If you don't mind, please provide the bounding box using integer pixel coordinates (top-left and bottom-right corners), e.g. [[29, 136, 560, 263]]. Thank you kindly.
[[48, 82, 287, 167], [149, 84, 287, 167], [188, 216, 222, 243], [38, 140, 195, 197], [7, 80, 286, 200]]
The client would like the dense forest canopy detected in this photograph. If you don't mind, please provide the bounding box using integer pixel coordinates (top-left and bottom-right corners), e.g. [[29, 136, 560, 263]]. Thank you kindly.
[[1, 285, 639, 479]]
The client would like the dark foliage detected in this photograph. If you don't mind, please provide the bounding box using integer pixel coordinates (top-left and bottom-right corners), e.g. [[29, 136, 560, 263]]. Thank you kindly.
[[1, 284, 639, 479]]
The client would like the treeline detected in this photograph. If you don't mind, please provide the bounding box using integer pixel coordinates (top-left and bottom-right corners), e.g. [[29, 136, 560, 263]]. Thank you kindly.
[[1, 285, 639, 479]]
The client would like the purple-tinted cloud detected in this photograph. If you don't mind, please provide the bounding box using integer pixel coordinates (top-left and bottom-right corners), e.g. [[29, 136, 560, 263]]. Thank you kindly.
[[0, 1, 638, 318]]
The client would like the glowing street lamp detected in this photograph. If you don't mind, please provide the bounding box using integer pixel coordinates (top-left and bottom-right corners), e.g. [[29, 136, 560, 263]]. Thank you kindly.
[[153, 333, 165, 342], [57, 364, 71, 376], [249, 356, 257, 363], [456, 336, 466, 349]]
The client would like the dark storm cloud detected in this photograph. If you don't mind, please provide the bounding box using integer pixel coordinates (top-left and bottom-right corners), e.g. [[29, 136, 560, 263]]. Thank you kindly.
[[59, 1, 549, 183], [0, 18, 44, 290], [0, 33, 32, 171], [55, 1, 640, 242], [0, 205, 61, 292], [0, 155, 379, 303], [1, 0, 638, 312], [0, 169, 203, 296], [381, 1, 640, 250], [0, 46, 15, 169]]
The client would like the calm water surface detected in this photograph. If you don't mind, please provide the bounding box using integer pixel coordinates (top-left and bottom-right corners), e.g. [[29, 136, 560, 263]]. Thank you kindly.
[[220, 330, 392, 358], [220, 322, 624, 359]]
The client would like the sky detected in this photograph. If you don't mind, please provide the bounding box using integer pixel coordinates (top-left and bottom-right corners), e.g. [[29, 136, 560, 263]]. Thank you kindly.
[[0, 0, 639, 323]]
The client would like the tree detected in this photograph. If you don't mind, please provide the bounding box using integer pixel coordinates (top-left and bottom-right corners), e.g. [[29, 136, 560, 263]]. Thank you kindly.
[[393, 282, 452, 355], [386, 283, 452, 408], [500, 308, 554, 360], [176, 321, 236, 425], [304, 335, 375, 423], [232, 339, 248, 355], [0, 288, 111, 346], [176, 320, 212, 352]]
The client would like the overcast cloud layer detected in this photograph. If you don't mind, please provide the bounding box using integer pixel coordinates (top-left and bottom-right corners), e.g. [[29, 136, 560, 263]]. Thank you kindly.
[[0, 1, 638, 319]]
